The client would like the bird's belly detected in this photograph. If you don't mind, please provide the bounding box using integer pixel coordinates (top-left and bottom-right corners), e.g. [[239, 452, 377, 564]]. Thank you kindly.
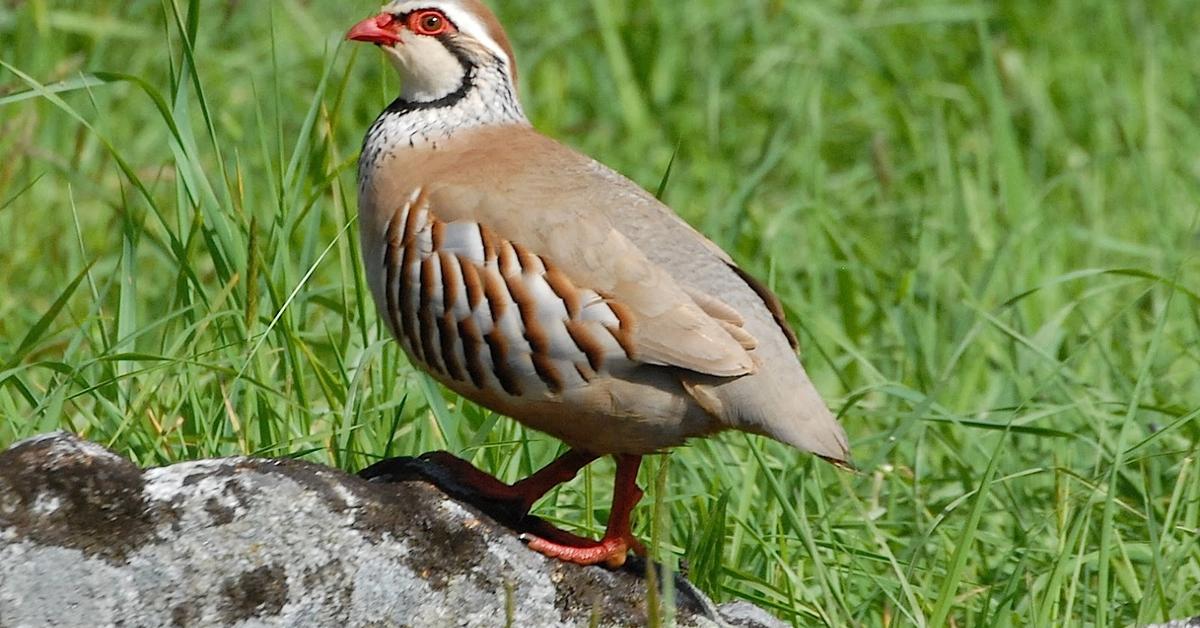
[[419, 354, 720, 455]]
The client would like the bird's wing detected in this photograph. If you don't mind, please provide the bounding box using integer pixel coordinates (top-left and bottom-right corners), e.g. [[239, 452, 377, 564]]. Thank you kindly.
[[379, 183, 756, 399]]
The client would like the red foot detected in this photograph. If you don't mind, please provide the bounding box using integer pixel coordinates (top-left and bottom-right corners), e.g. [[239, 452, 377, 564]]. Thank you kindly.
[[521, 531, 646, 569], [519, 454, 647, 569], [364, 451, 648, 570]]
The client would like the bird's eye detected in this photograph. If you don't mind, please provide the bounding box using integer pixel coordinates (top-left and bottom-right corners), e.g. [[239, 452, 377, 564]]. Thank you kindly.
[[409, 10, 451, 36]]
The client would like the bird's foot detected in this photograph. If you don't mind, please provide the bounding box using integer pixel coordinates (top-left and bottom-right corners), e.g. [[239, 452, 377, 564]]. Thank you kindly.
[[519, 526, 646, 569], [361, 450, 639, 569], [358, 451, 531, 524]]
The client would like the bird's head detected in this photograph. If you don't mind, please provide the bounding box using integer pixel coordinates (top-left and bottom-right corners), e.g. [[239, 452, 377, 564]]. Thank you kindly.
[[347, 0, 518, 105]]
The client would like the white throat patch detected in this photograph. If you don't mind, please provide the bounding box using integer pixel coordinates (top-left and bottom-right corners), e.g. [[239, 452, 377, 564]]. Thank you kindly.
[[360, 1, 526, 184]]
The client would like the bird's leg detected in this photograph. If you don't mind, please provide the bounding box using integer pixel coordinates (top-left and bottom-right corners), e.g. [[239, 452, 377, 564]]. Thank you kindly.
[[522, 454, 646, 569], [360, 449, 597, 524], [506, 449, 601, 512]]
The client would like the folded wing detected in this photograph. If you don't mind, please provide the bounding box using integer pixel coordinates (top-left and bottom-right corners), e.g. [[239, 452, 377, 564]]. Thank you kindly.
[[379, 186, 758, 401]]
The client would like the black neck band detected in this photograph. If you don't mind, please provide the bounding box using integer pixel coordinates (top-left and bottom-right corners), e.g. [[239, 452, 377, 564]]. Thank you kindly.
[[383, 40, 475, 116]]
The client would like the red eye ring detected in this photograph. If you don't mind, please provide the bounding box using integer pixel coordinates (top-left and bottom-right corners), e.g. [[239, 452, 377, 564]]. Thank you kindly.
[[408, 10, 452, 36]]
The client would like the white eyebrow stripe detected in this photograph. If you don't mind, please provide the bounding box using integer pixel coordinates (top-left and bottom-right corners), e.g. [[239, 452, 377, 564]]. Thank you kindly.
[[379, 1, 512, 69], [441, 8, 511, 65]]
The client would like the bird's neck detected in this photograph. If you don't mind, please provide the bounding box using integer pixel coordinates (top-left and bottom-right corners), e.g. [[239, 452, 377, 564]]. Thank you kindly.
[[358, 62, 527, 184]]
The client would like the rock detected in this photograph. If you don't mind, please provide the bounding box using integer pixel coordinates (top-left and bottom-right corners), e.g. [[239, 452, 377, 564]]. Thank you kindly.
[[0, 432, 784, 628]]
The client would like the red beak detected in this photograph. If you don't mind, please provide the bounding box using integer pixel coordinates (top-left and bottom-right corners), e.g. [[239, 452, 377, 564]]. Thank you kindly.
[[346, 14, 400, 46]]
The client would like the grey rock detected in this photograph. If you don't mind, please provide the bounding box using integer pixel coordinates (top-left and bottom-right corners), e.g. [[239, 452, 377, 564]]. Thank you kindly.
[[717, 601, 789, 627], [1146, 619, 1200, 628], [0, 432, 780, 628]]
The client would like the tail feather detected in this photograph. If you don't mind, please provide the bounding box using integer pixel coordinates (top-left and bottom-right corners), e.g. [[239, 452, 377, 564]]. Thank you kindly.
[[755, 378, 852, 466]]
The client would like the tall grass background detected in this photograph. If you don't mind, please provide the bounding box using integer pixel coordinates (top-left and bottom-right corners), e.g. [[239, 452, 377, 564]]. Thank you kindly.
[[2, 1, 1198, 625]]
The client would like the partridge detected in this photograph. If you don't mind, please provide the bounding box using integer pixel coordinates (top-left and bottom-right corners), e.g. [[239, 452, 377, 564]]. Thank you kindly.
[[347, 0, 851, 568]]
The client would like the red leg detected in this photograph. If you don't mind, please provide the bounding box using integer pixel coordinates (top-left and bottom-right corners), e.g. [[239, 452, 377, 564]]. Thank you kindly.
[[420, 449, 597, 515], [523, 454, 646, 569], [510, 450, 599, 512]]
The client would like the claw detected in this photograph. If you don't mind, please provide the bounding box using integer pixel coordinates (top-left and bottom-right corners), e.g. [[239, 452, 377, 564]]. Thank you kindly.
[[522, 531, 643, 569]]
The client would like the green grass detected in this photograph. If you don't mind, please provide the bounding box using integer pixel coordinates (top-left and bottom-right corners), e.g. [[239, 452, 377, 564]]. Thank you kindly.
[[2, 0, 1199, 625]]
